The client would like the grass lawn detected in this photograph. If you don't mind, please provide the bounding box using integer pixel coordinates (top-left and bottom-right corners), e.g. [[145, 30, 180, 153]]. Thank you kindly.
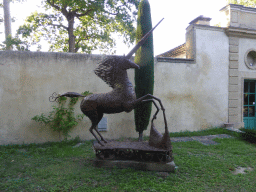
[[1, 128, 256, 191]]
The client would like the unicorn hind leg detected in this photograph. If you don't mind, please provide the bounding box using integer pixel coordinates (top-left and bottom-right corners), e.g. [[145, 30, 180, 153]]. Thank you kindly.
[[89, 123, 104, 146], [85, 110, 107, 146], [94, 112, 107, 143]]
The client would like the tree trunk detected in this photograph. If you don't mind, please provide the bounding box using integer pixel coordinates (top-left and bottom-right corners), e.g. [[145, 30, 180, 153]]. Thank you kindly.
[[138, 131, 143, 141], [3, 0, 12, 50], [68, 17, 75, 53]]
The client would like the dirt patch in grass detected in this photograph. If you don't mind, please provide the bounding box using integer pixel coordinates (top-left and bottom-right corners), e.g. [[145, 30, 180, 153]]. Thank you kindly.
[[232, 167, 253, 175]]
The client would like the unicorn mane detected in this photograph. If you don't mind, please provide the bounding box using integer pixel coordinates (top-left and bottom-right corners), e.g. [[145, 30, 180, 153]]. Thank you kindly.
[[94, 56, 120, 88]]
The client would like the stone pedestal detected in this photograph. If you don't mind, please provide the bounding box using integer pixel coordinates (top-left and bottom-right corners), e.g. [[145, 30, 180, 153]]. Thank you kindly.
[[93, 159, 177, 172]]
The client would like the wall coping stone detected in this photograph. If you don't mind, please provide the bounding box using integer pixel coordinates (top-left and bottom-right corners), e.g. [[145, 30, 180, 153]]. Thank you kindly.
[[156, 57, 195, 63]]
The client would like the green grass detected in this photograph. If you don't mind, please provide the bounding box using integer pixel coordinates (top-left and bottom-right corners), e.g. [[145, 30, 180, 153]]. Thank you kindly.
[[169, 127, 239, 137], [1, 128, 256, 191], [141, 127, 238, 141]]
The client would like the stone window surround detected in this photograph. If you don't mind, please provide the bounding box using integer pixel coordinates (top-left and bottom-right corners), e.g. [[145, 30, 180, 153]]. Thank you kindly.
[[244, 48, 256, 70]]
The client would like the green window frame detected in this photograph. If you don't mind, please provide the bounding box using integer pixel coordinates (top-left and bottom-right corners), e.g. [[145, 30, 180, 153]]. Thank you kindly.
[[243, 80, 256, 129]]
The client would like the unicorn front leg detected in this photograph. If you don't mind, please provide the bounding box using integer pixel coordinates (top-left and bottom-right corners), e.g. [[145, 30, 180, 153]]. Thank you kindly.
[[134, 94, 168, 131], [141, 99, 160, 123]]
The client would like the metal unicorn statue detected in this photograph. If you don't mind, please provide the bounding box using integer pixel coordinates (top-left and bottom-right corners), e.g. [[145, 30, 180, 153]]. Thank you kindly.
[[50, 18, 170, 149]]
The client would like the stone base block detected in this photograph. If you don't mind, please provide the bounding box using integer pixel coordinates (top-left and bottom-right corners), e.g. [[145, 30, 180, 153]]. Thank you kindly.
[[93, 159, 177, 172]]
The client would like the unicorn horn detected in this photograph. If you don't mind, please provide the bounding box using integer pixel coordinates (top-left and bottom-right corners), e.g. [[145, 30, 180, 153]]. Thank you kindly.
[[125, 18, 164, 59]]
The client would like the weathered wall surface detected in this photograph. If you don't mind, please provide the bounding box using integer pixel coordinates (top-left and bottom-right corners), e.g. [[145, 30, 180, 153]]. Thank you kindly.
[[0, 29, 230, 145], [0, 51, 139, 145], [155, 26, 229, 132], [195, 27, 229, 128]]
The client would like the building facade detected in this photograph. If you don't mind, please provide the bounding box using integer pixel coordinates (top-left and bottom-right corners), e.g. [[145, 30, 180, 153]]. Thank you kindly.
[[158, 4, 256, 130]]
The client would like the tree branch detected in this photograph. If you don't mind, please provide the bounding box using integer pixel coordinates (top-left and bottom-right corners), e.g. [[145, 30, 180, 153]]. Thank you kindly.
[[47, 0, 61, 11], [74, 8, 94, 18], [75, 47, 79, 52], [74, 38, 86, 52], [61, 5, 69, 18], [47, 0, 70, 19], [104, 5, 122, 16], [48, 23, 68, 30], [75, 37, 88, 45]]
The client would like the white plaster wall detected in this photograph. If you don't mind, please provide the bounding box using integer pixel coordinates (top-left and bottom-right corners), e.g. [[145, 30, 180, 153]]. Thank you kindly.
[[154, 27, 229, 132], [0, 51, 138, 145], [195, 28, 229, 128]]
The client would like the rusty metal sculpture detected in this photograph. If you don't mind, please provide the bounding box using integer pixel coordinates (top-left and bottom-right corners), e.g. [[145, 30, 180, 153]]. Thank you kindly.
[[50, 19, 171, 151]]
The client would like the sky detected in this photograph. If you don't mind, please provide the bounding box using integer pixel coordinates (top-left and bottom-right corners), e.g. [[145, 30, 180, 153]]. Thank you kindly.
[[1, 0, 228, 56]]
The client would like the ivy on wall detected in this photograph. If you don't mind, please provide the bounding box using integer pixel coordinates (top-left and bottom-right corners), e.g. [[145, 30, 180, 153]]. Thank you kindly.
[[32, 91, 92, 140]]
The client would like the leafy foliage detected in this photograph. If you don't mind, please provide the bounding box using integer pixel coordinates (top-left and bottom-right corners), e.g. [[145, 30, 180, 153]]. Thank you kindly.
[[0, 0, 28, 50], [134, 0, 154, 139], [227, 0, 256, 7], [17, 0, 139, 53], [0, 34, 29, 51], [32, 91, 92, 140]]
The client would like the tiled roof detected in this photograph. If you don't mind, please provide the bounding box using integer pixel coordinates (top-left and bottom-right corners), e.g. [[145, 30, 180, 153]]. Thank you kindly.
[[157, 43, 186, 58]]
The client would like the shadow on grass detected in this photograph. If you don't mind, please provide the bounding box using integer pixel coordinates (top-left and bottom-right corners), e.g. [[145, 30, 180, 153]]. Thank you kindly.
[[237, 128, 256, 143]]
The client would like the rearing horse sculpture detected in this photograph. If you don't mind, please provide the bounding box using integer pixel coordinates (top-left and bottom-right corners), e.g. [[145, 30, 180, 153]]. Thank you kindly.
[[51, 19, 168, 146]]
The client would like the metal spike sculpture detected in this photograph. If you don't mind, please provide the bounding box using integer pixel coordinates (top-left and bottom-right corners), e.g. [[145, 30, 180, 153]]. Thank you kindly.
[[50, 18, 170, 148]]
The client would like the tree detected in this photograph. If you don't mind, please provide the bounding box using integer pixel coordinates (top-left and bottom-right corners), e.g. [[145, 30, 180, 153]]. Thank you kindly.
[[0, 0, 27, 50], [227, 0, 256, 7], [3, 0, 12, 50], [17, 0, 139, 53], [134, 0, 154, 141]]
